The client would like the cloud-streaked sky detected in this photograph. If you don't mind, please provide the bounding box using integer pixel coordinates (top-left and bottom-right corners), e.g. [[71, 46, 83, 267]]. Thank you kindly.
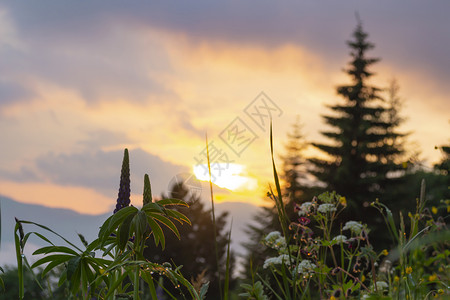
[[1, 1, 449, 214]]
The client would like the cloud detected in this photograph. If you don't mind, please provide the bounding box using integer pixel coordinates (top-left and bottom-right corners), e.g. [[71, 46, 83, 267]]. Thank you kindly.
[[33, 148, 188, 197], [0, 4, 177, 106], [0, 80, 33, 107], [76, 129, 134, 150]]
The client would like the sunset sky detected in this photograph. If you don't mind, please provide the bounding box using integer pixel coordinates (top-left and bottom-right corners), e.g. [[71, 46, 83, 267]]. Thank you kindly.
[[0, 1, 449, 215]]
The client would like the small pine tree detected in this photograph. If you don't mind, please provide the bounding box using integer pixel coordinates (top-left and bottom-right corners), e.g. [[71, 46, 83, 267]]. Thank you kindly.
[[242, 116, 312, 282], [280, 115, 309, 203], [144, 181, 233, 299]]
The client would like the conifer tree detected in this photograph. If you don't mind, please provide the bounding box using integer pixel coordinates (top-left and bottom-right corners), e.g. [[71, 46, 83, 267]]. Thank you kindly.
[[309, 21, 406, 246], [280, 115, 309, 204], [144, 180, 233, 299], [242, 117, 312, 281]]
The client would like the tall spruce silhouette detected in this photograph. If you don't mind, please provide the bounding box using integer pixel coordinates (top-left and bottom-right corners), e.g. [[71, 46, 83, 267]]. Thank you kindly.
[[309, 20, 406, 247]]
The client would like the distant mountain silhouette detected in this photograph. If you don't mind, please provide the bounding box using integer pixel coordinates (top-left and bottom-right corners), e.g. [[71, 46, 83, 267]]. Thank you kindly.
[[0, 195, 259, 267]]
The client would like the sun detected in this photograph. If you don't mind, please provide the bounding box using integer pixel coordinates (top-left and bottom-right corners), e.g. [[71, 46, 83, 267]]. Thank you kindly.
[[193, 163, 257, 191]]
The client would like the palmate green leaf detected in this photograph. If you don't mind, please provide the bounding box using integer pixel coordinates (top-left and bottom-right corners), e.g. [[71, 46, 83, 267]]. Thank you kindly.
[[157, 198, 188, 207], [33, 245, 78, 256], [98, 214, 115, 241], [151, 213, 180, 239], [133, 210, 149, 241], [58, 268, 67, 287], [41, 256, 73, 278], [68, 261, 82, 296], [67, 256, 81, 281], [141, 271, 158, 300], [31, 254, 73, 269], [80, 260, 95, 297], [147, 215, 164, 248], [30, 232, 54, 246], [99, 206, 138, 244], [118, 213, 135, 251], [142, 202, 164, 213], [102, 239, 117, 257], [164, 209, 191, 225], [104, 271, 129, 299], [15, 220, 82, 252]]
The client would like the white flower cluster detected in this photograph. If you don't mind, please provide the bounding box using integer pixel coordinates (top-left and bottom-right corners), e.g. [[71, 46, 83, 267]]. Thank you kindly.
[[294, 260, 317, 276], [317, 203, 336, 214], [332, 235, 347, 244], [373, 281, 388, 290], [264, 231, 286, 250], [343, 221, 364, 235], [263, 254, 291, 269], [297, 202, 314, 216]]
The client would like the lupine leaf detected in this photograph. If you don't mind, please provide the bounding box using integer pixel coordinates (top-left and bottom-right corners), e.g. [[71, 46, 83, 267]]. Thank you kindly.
[[118, 213, 135, 251], [147, 216, 164, 248], [32, 254, 73, 269], [151, 214, 180, 239], [157, 198, 188, 206], [165, 210, 191, 225], [33, 245, 78, 256]]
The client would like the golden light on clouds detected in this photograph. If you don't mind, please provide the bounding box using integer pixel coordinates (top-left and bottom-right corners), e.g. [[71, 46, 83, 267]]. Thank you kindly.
[[0, 180, 112, 215]]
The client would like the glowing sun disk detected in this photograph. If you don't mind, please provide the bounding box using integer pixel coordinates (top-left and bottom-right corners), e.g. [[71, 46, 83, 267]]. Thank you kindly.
[[193, 163, 256, 191]]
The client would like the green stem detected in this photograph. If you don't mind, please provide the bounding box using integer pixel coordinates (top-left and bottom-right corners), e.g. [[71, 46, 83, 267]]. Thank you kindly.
[[134, 265, 140, 300]]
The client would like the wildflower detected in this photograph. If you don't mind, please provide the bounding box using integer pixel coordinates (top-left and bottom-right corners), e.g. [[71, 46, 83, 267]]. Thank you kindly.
[[394, 276, 399, 283], [318, 203, 336, 214], [297, 202, 314, 216], [431, 206, 438, 214], [361, 274, 366, 282], [379, 260, 392, 273], [294, 259, 316, 276], [264, 231, 286, 250], [343, 221, 364, 235], [330, 296, 336, 300], [405, 266, 412, 274], [374, 281, 388, 290], [114, 149, 131, 213], [428, 274, 437, 281], [447, 206, 450, 213], [332, 235, 347, 244], [274, 237, 286, 249], [339, 196, 347, 206], [263, 254, 290, 269], [381, 249, 389, 256], [264, 231, 282, 244], [298, 217, 311, 225]]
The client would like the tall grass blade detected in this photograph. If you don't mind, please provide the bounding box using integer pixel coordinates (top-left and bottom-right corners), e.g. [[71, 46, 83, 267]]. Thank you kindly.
[[206, 134, 223, 299], [14, 221, 24, 299], [269, 122, 289, 239]]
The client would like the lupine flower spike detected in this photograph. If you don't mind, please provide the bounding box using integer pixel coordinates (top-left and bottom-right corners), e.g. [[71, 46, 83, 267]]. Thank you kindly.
[[143, 174, 152, 205], [113, 148, 131, 213]]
